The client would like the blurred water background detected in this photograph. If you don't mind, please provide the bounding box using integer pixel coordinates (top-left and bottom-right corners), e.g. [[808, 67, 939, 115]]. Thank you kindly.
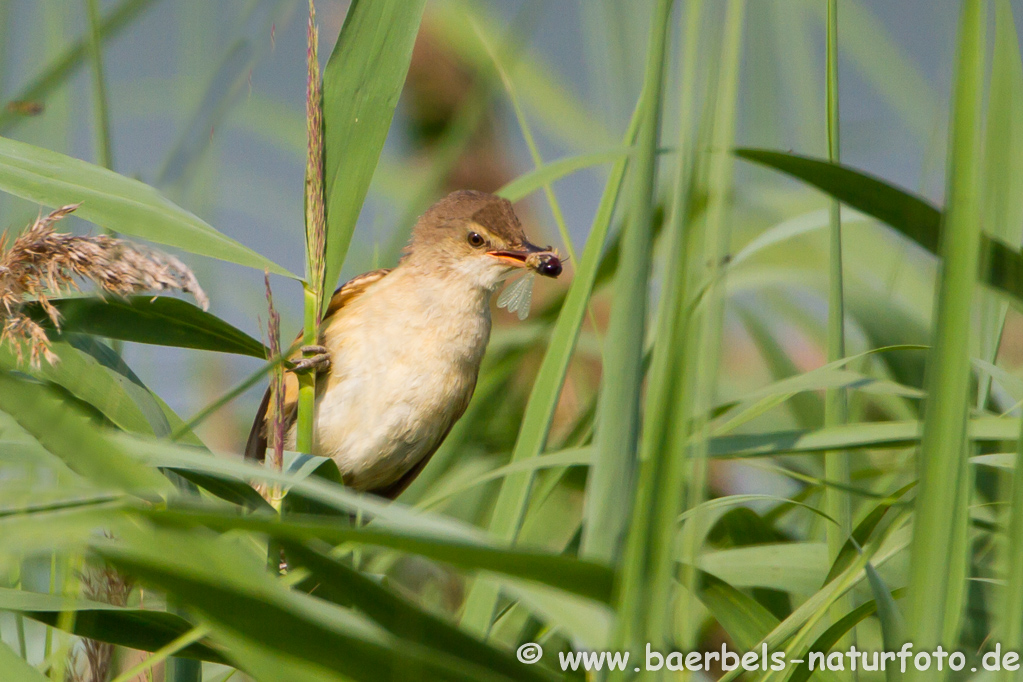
[[0, 0, 1006, 455]]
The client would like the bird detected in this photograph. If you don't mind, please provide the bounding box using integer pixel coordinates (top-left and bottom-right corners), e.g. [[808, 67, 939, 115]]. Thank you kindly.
[[245, 190, 562, 499]]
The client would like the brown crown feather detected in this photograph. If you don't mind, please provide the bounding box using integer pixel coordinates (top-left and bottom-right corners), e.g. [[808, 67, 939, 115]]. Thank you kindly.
[[406, 190, 526, 253]]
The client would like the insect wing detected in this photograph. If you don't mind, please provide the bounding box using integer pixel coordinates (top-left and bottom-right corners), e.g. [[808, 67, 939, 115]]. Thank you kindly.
[[509, 274, 534, 320], [497, 276, 521, 310], [498, 274, 534, 320]]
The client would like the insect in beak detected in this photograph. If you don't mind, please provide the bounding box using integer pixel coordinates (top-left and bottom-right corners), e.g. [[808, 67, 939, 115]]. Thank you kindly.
[[487, 244, 563, 278], [493, 244, 563, 321]]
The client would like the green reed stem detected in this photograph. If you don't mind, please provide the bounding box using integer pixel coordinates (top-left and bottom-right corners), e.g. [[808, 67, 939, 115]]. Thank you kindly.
[[108, 626, 210, 682], [615, 0, 703, 662], [823, 0, 851, 626], [580, 0, 673, 572], [906, 0, 986, 670], [298, 1, 326, 456], [1002, 415, 1023, 682], [676, 0, 746, 650], [84, 0, 114, 172], [296, 285, 317, 455]]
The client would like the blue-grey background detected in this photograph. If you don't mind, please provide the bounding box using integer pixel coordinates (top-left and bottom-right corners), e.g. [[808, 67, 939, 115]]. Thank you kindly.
[[0, 0, 1008, 451]]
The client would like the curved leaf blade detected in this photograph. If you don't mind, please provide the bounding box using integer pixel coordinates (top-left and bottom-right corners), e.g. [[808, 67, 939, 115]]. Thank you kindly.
[[0, 588, 224, 663], [145, 504, 614, 605], [0, 135, 293, 276], [95, 527, 521, 682], [735, 148, 1023, 306], [25, 296, 267, 358], [0, 372, 173, 497], [283, 542, 557, 682], [321, 0, 427, 303]]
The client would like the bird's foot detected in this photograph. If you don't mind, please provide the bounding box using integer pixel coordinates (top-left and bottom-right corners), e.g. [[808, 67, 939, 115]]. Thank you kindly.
[[290, 345, 331, 374]]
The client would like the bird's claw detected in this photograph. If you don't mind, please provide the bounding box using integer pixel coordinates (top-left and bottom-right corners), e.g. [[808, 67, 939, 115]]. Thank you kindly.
[[290, 345, 331, 374]]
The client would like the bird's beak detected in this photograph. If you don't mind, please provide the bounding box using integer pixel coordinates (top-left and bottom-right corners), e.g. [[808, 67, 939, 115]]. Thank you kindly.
[[487, 243, 563, 278]]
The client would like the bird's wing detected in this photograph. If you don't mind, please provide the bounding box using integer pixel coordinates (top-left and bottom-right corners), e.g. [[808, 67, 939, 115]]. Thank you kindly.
[[243, 268, 392, 463]]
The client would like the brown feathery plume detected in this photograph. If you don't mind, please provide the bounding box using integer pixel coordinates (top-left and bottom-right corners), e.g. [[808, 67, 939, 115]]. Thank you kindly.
[[66, 561, 134, 682], [264, 271, 285, 474], [262, 271, 286, 513], [0, 204, 208, 367]]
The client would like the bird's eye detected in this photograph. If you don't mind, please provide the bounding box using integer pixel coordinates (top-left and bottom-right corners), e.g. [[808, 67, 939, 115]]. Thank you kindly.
[[467, 232, 486, 247]]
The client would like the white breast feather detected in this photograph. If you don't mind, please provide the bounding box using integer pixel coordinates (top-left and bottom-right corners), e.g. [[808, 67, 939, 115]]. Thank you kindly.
[[308, 270, 491, 491]]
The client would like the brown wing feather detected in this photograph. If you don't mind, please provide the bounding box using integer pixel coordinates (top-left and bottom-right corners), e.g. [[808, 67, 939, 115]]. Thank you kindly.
[[243, 269, 391, 463]]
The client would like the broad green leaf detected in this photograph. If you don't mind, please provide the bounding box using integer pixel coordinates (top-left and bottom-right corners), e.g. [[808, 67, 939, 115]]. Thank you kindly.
[[282, 453, 346, 517], [680, 494, 835, 548], [0, 135, 292, 275], [693, 571, 778, 650], [94, 527, 520, 682], [785, 588, 908, 682], [735, 147, 1023, 308], [824, 482, 916, 584], [0, 587, 224, 663], [423, 416, 1017, 501], [321, 0, 427, 305], [715, 521, 913, 682], [736, 148, 943, 249], [25, 297, 267, 358], [0, 339, 154, 435], [0, 372, 172, 497], [735, 304, 823, 428], [863, 562, 906, 652], [711, 345, 926, 436], [63, 334, 173, 434], [0, 640, 47, 682], [198, 629, 345, 682], [283, 543, 556, 682], [906, 2, 986, 656], [729, 206, 872, 268], [499, 578, 614, 649], [714, 369, 922, 437], [117, 429, 615, 604], [697, 543, 828, 594], [120, 434, 496, 539], [143, 504, 614, 605], [0, 499, 128, 557], [708, 417, 1018, 458], [418, 448, 592, 509]]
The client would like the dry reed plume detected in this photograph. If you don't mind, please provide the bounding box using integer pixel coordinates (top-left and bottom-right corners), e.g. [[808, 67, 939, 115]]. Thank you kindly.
[[264, 271, 285, 474], [0, 204, 208, 367], [305, 0, 326, 327], [66, 563, 135, 682]]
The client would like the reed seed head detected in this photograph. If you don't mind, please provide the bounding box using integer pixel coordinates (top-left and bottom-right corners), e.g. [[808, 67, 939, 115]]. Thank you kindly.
[[0, 204, 208, 366], [264, 270, 285, 475], [306, 0, 327, 326]]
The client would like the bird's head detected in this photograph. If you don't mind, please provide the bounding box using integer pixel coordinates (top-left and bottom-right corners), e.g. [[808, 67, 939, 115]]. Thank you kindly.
[[403, 190, 562, 291]]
